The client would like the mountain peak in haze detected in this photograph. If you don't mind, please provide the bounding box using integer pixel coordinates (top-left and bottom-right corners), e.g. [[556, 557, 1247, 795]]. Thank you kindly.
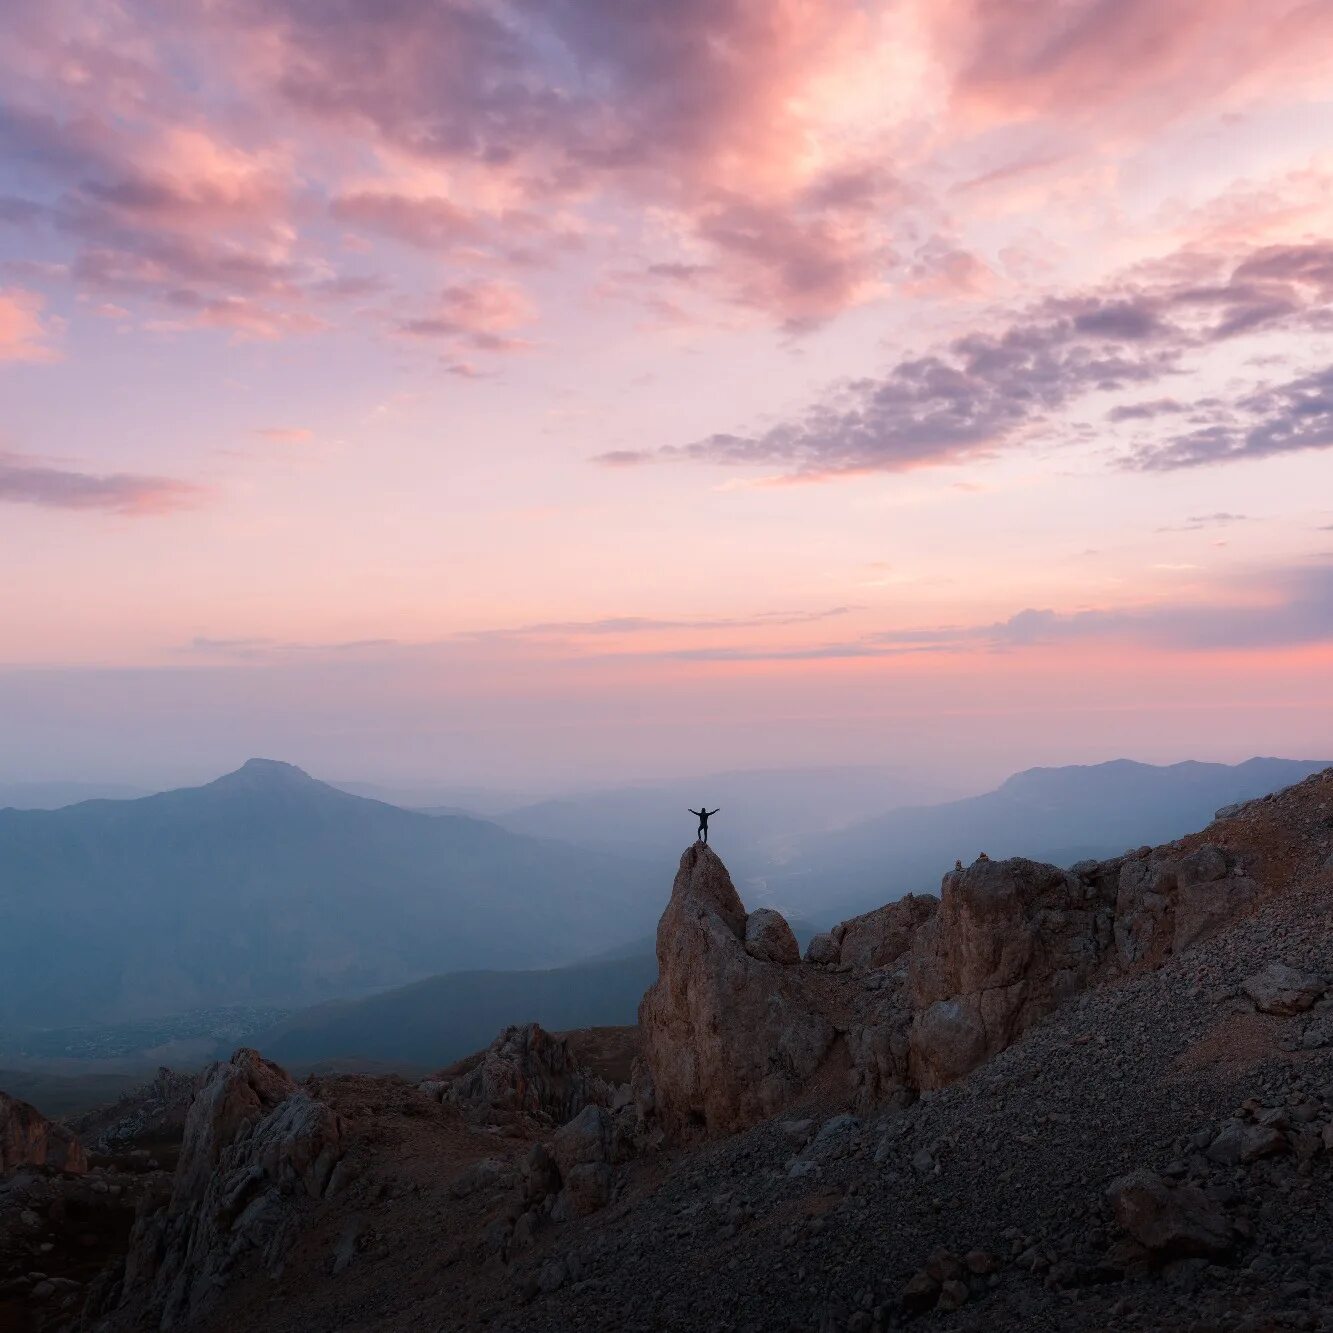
[[212, 758, 321, 791]]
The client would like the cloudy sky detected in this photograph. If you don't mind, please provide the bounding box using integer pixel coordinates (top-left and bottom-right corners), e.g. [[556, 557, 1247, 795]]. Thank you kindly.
[[2, 0, 1332, 788]]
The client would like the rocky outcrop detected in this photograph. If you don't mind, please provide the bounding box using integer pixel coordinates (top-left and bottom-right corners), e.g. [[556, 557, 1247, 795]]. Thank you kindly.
[[639, 844, 838, 1138], [430, 1023, 614, 1128], [0, 1091, 87, 1175], [69, 1066, 200, 1153], [108, 1048, 345, 1329], [636, 772, 1333, 1144], [744, 908, 799, 964], [1114, 843, 1258, 965], [838, 894, 938, 970], [906, 857, 1114, 1088]]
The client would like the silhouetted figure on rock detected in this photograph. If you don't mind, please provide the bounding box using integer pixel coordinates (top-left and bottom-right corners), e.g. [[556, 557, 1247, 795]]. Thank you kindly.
[[689, 806, 720, 844]]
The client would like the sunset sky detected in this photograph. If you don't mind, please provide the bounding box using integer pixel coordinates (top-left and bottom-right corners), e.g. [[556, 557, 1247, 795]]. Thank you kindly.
[[2, 0, 1332, 788]]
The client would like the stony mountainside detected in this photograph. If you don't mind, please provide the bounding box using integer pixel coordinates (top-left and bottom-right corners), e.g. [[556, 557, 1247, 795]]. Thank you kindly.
[[2, 765, 1332, 1332]]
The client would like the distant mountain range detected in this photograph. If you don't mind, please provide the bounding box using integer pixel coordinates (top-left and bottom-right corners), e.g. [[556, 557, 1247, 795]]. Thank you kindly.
[[0, 759, 659, 1027], [490, 765, 963, 888], [253, 953, 659, 1069], [769, 756, 1333, 917], [2, 753, 1325, 1046], [0, 780, 153, 810]]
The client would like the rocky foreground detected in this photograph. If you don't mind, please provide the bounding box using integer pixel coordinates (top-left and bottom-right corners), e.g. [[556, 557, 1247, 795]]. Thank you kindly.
[[2, 767, 1332, 1332]]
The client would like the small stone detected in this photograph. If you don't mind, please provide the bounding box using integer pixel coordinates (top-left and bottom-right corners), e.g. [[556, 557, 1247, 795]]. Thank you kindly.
[[937, 1279, 969, 1311]]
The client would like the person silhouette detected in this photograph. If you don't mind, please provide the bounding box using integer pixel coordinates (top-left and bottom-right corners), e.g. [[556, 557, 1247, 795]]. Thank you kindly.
[[688, 805, 720, 843]]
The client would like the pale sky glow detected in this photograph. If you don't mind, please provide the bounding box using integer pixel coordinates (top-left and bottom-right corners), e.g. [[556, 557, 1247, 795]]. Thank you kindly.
[[2, 0, 1332, 787]]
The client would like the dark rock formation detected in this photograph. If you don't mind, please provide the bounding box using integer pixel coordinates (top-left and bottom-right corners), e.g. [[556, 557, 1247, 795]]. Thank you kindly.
[[106, 1048, 345, 1328], [69, 1067, 200, 1154], [638, 844, 838, 1137], [0, 1091, 86, 1175], [907, 856, 1114, 1087], [429, 1022, 614, 1128]]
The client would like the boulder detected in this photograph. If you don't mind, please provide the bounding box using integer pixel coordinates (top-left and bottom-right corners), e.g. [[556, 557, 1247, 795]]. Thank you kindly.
[[907, 856, 1113, 1086], [639, 845, 837, 1137], [1206, 1121, 1287, 1165], [552, 1104, 615, 1175], [1107, 1169, 1232, 1257], [836, 894, 938, 970], [803, 932, 840, 965], [557, 1163, 614, 1219], [744, 908, 799, 964], [1242, 962, 1327, 1015], [439, 1023, 613, 1128], [0, 1091, 87, 1175]]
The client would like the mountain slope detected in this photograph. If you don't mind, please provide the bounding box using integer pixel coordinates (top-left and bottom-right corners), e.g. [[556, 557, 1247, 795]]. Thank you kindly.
[[0, 759, 658, 1026], [777, 756, 1332, 915], [254, 952, 658, 1068]]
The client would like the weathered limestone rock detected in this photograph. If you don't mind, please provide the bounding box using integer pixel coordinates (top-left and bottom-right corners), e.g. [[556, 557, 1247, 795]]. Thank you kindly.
[[437, 1023, 613, 1128], [907, 857, 1114, 1087], [1241, 962, 1327, 1015], [803, 932, 841, 965], [639, 844, 837, 1137], [837, 894, 938, 971], [69, 1066, 200, 1153], [1173, 845, 1256, 951], [0, 1091, 87, 1175], [113, 1048, 345, 1329], [1107, 1169, 1232, 1257], [744, 908, 799, 964]]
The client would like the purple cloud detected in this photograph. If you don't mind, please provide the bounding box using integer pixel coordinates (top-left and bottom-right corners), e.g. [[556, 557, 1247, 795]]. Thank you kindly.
[[0, 451, 204, 514], [1126, 366, 1333, 470]]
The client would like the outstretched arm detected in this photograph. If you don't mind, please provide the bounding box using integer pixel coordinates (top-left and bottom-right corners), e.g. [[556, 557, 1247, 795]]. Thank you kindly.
[[688, 808, 701, 817], [707, 807, 720, 816]]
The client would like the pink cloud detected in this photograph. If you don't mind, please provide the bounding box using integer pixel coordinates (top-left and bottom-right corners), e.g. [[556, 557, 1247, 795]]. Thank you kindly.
[[397, 278, 537, 352], [937, 0, 1332, 130], [0, 287, 60, 362], [0, 450, 205, 514], [329, 191, 481, 251], [254, 426, 314, 443]]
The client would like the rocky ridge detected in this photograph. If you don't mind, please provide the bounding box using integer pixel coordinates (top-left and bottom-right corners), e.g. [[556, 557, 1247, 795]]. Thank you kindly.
[[2, 764, 1331, 1332], [638, 786, 1298, 1136]]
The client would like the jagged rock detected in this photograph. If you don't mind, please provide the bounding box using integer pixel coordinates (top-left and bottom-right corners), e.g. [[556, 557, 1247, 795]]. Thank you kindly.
[[69, 1066, 200, 1153], [744, 908, 799, 964], [836, 894, 938, 970], [1171, 846, 1254, 951], [449, 1157, 507, 1198], [639, 845, 837, 1137], [907, 857, 1113, 1087], [555, 1163, 614, 1219], [439, 1023, 613, 1128], [0, 1092, 87, 1176], [1241, 962, 1327, 1015], [1206, 1121, 1287, 1164], [1107, 1169, 1232, 1257], [803, 932, 841, 965], [552, 1104, 615, 1174], [111, 1048, 344, 1329], [1114, 860, 1172, 967], [547, 1104, 632, 1219]]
